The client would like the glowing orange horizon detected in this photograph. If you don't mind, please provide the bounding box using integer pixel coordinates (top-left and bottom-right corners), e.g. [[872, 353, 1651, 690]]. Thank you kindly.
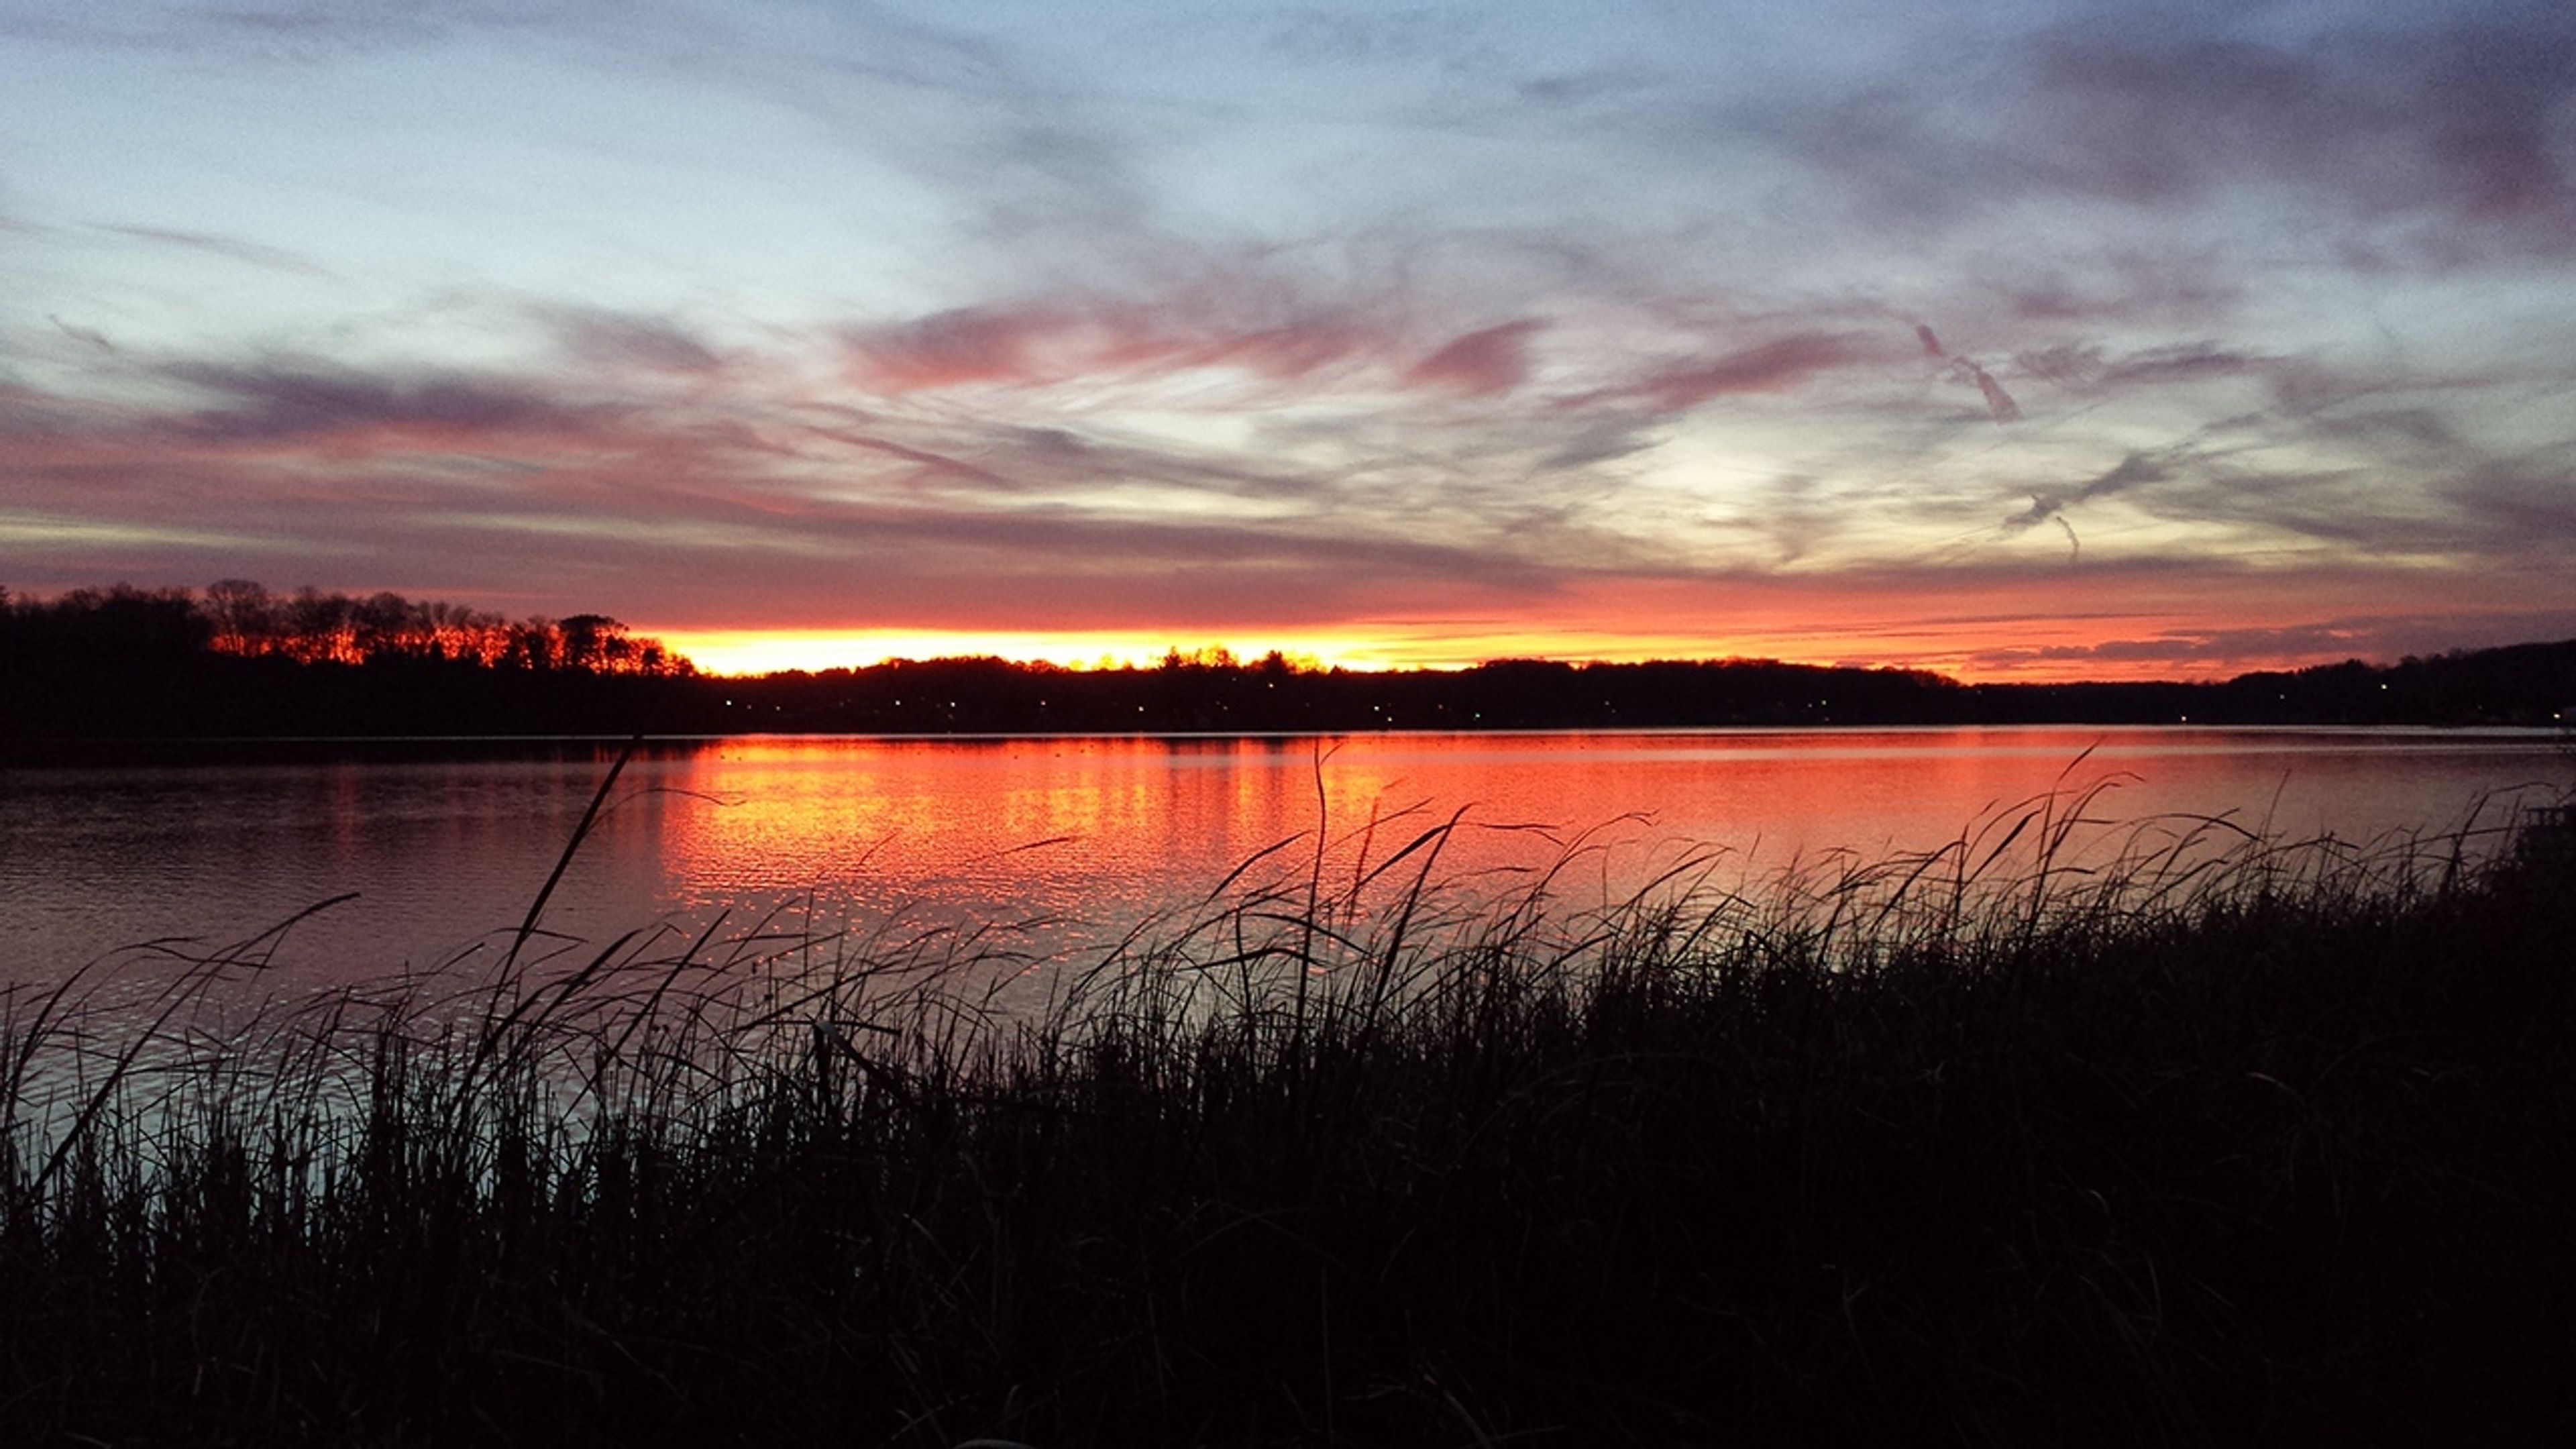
[[649, 621, 2354, 686], [649, 562, 2504, 686], [657, 629, 1411, 677]]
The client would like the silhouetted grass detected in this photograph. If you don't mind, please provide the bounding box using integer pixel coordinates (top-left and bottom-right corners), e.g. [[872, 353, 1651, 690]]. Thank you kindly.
[[4, 786, 2573, 1446]]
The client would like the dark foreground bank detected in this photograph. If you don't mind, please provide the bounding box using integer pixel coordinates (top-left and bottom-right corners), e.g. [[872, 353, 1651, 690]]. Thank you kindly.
[[5, 809, 2573, 1446]]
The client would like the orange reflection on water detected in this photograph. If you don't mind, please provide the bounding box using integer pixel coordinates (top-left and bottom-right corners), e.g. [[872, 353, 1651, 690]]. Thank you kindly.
[[5, 728, 2560, 1000], [630, 728, 2567, 937], [645, 736, 1400, 930], [631, 731, 2100, 938]]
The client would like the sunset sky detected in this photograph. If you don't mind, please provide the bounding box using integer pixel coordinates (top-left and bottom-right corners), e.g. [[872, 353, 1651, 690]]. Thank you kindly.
[[5, 1, 2574, 680]]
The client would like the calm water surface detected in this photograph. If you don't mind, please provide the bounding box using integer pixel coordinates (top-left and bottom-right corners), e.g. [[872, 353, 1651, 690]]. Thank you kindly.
[[3, 728, 2564, 994]]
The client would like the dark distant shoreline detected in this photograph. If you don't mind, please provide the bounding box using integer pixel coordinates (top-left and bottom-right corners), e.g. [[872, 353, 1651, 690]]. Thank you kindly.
[[6, 639, 2574, 753], [7, 584, 2575, 746]]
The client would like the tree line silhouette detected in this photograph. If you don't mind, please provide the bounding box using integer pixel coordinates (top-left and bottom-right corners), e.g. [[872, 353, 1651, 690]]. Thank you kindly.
[[702, 647, 2576, 734], [186, 580, 686, 674], [5, 580, 2573, 745], [2, 582, 688, 741]]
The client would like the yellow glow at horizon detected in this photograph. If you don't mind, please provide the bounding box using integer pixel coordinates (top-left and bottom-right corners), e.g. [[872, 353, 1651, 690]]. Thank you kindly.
[[656, 629, 1433, 676], [661, 625, 1822, 678], [650, 612, 2332, 686], [655, 625, 1882, 679]]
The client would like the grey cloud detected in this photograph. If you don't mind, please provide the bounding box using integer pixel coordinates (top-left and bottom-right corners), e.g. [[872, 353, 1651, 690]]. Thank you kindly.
[[2451, 458, 2576, 544], [158, 359, 625, 443], [2023, 37, 2373, 206], [2005, 447, 2408, 555], [1264, 8, 1475, 67], [1768, 80, 2002, 229], [50, 315, 116, 352], [2392, 18, 2576, 222], [2303, 407, 2462, 451], [1515, 68, 1652, 111], [0, 1, 542, 58], [1996, 340, 2270, 402], [965, 120, 1159, 250], [2003, 448, 2183, 537], [2010, 419, 2576, 561], [986, 425, 1377, 507], [2265, 358, 2399, 417], [2098, 343, 2263, 386], [2195, 472, 2448, 550], [2027, 19, 2576, 236], [543, 307, 723, 375], [1985, 248, 2245, 325], [1773, 9, 2576, 255], [1537, 419, 1660, 472], [1964, 608, 2576, 677], [2011, 345, 2101, 386], [1962, 620, 2387, 675]]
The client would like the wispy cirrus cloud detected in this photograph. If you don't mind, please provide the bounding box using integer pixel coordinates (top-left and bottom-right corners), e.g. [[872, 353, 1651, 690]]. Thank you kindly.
[[92, 223, 331, 275], [1572, 333, 1884, 414]]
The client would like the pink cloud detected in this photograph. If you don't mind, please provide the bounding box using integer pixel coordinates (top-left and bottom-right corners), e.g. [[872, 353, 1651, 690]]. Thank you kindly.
[[1195, 317, 1383, 380], [844, 307, 1071, 390], [1584, 332, 1879, 413], [842, 292, 1413, 396], [1405, 320, 1545, 395], [1972, 365, 2021, 422]]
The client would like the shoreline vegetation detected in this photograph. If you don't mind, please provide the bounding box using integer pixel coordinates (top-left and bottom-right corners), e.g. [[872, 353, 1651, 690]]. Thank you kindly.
[[5, 778, 2573, 1446], [7, 581, 2576, 748]]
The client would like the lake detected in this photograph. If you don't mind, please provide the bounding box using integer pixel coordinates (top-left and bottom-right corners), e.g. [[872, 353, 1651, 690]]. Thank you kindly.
[[2, 727, 2565, 1000]]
